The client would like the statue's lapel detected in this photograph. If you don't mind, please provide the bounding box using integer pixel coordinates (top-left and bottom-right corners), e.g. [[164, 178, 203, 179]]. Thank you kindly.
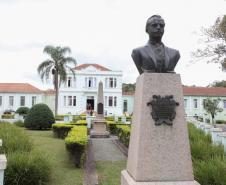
[[164, 45, 170, 68], [144, 43, 157, 67]]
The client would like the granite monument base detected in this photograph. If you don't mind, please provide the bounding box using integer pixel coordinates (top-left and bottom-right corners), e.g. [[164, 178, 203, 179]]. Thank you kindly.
[[90, 119, 109, 138], [121, 73, 200, 185], [121, 170, 199, 185]]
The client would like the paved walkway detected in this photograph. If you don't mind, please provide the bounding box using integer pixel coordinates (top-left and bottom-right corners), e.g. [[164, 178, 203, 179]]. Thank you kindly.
[[92, 137, 126, 161], [83, 136, 126, 185]]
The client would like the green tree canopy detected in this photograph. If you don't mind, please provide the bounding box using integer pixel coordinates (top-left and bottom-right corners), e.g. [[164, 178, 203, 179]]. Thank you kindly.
[[203, 98, 223, 124], [208, 80, 226, 87], [122, 83, 136, 92], [192, 15, 226, 70], [38, 45, 76, 115]]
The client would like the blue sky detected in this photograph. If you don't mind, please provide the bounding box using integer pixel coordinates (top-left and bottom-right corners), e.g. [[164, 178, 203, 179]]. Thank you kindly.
[[0, 0, 225, 89]]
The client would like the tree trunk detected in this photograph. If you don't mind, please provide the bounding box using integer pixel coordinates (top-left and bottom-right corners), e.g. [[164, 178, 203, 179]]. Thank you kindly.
[[211, 114, 215, 124], [54, 72, 59, 116]]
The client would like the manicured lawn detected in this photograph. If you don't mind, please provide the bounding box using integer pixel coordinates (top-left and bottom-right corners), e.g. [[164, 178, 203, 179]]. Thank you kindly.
[[25, 129, 83, 185], [96, 161, 126, 185]]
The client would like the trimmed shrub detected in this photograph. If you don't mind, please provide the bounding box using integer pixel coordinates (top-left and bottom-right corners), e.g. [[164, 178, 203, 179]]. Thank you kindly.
[[215, 120, 226, 124], [106, 121, 128, 135], [116, 125, 131, 147], [0, 123, 32, 154], [16, 107, 30, 115], [1, 114, 14, 119], [55, 114, 65, 121], [52, 123, 74, 139], [24, 103, 55, 130], [14, 120, 25, 127], [73, 115, 81, 123], [79, 114, 86, 120], [5, 151, 51, 185], [74, 119, 87, 125], [65, 126, 88, 167]]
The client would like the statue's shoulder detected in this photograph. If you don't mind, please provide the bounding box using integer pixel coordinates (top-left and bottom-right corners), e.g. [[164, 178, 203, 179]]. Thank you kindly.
[[165, 46, 180, 55], [132, 45, 146, 54]]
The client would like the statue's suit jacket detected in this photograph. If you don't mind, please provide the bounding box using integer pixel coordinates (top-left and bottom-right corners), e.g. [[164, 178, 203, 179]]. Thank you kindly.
[[131, 43, 180, 74]]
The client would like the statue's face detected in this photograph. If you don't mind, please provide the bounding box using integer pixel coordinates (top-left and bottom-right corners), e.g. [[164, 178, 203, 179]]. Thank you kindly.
[[146, 17, 165, 39]]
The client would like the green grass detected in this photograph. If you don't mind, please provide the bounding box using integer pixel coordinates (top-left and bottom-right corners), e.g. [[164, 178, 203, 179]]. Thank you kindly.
[[25, 129, 83, 185], [96, 161, 126, 185]]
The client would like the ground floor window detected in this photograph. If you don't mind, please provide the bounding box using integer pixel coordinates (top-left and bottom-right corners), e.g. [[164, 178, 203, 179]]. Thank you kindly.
[[65, 96, 76, 107], [123, 100, 128, 112], [106, 96, 118, 107], [20, 96, 25, 106], [9, 96, 14, 107], [32, 96, 37, 106]]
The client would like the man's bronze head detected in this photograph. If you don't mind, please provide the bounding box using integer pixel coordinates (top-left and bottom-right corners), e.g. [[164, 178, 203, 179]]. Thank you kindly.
[[146, 15, 165, 40]]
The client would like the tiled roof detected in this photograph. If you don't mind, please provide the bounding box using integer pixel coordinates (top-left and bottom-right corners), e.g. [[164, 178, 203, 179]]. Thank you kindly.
[[0, 83, 42, 93], [183, 86, 226, 96], [75, 64, 111, 71]]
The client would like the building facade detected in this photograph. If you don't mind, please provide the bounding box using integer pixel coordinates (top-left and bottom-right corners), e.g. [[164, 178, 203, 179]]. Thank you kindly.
[[0, 83, 43, 114], [122, 86, 226, 122], [58, 64, 123, 116]]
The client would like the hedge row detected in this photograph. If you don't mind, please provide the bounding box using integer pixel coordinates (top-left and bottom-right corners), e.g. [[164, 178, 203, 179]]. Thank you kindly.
[[65, 126, 88, 167], [116, 125, 131, 147], [0, 123, 51, 185], [105, 116, 132, 122], [52, 123, 74, 139], [188, 123, 226, 185], [52, 120, 87, 139], [1, 114, 14, 119]]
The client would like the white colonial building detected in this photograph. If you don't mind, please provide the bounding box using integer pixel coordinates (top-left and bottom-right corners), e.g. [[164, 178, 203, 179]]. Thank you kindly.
[[0, 83, 43, 114], [58, 64, 123, 116]]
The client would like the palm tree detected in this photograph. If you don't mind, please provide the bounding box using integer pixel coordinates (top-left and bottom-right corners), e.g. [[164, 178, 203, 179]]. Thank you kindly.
[[38, 45, 76, 116]]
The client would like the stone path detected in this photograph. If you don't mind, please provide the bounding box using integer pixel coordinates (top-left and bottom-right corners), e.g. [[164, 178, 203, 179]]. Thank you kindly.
[[84, 136, 126, 185]]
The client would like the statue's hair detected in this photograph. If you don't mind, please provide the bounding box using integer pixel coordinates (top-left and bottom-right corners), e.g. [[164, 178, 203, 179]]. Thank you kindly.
[[145, 15, 165, 32]]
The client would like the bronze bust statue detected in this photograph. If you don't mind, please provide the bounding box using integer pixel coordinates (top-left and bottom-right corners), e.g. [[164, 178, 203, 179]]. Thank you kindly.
[[132, 15, 180, 74]]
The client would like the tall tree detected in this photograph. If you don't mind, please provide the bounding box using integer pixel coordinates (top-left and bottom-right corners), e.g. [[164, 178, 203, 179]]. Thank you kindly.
[[192, 15, 226, 70], [203, 98, 223, 124], [38, 45, 76, 116], [208, 80, 226, 87]]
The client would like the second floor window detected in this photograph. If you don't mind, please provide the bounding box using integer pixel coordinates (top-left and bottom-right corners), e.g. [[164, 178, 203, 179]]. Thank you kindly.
[[85, 77, 96, 88], [0, 96, 2, 106], [68, 77, 72, 87], [105, 78, 117, 88], [20, 96, 25, 106], [9, 96, 14, 107], [193, 99, 198, 108]]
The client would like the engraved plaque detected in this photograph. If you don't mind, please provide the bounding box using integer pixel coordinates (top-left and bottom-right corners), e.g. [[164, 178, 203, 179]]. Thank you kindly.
[[98, 103, 103, 114], [147, 95, 179, 126]]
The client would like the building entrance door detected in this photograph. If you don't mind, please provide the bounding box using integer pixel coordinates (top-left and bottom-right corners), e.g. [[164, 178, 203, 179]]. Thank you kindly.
[[86, 96, 94, 110]]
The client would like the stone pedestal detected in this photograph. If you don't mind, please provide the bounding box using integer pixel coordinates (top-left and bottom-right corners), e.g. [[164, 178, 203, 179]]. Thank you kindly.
[[121, 73, 200, 185], [0, 155, 7, 185], [90, 119, 109, 138]]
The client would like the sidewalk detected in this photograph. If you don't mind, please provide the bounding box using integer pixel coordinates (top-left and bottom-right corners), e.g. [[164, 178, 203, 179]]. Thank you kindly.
[[84, 136, 126, 185]]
